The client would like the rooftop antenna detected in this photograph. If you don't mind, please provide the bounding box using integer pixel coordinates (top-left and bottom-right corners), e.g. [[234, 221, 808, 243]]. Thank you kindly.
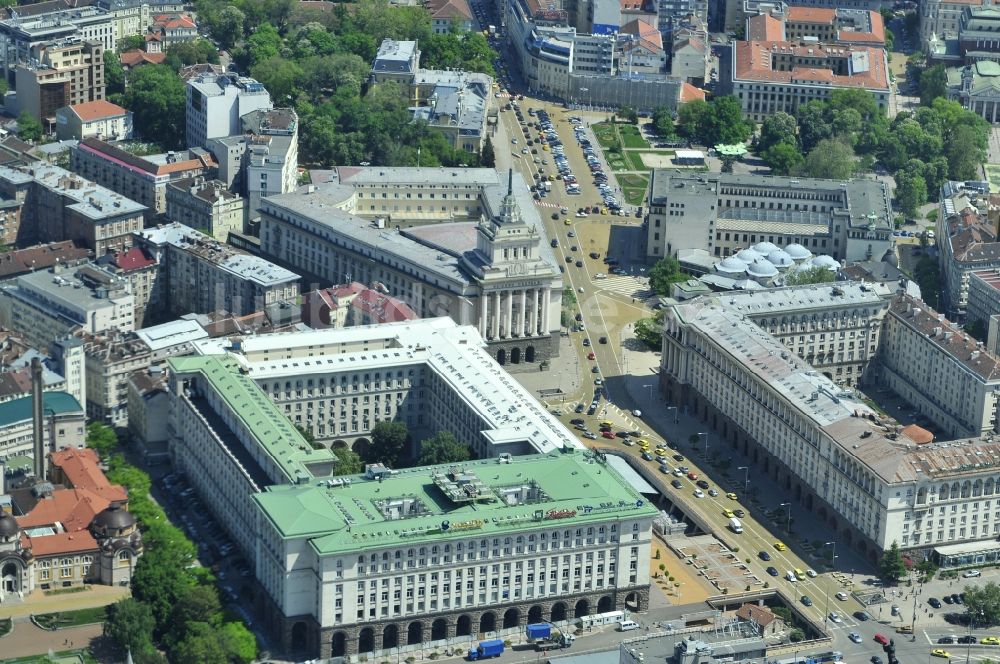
[[507, 168, 513, 196]]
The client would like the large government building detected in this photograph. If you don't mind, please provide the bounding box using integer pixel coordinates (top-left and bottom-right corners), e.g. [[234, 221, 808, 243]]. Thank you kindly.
[[259, 168, 562, 369], [166, 318, 653, 658], [646, 172, 894, 264], [661, 282, 1000, 563]]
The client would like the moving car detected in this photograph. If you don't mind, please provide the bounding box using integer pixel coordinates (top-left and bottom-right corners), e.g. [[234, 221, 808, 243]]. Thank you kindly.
[[766, 566, 779, 576], [931, 650, 951, 659], [873, 634, 889, 646], [726, 492, 738, 500], [828, 612, 841, 623], [836, 592, 848, 601], [982, 637, 1000, 645], [929, 598, 942, 608], [774, 541, 787, 551], [848, 633, 862, 644], [670, 479, 683, 489], [758, 551, 771, 561], [854, 611, 871, 621], [800, 596, 812, 606], [964, 569, 982, 578]]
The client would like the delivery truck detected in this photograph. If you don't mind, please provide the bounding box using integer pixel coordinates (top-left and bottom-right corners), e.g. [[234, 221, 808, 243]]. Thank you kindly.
[[468, 640, 505, 660], [728, 517, 743, 533]]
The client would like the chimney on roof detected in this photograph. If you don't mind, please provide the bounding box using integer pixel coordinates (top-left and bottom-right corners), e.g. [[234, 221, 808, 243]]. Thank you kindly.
[[31, 357, 45, 481]]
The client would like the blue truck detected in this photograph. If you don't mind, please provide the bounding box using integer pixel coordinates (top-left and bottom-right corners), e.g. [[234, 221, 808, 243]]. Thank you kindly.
[[467, 639, 505, 660], [526, 623, 575, 651]]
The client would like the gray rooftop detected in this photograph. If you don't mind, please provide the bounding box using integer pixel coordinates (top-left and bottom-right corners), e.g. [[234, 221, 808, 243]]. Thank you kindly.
[[713, 280, 893, 316], [372, 39, 418, 73], [5, 263, 130, 323], [136, 223, 298, 287], [188, 74, 270, 98], [650, 171, 893, 230], [1, 163, 145, 220]]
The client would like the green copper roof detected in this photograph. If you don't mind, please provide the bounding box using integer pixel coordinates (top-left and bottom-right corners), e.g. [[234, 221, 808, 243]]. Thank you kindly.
[[167, 355, 337, 483], [254, 449, 659, 555], [0, 391, 82, 428]]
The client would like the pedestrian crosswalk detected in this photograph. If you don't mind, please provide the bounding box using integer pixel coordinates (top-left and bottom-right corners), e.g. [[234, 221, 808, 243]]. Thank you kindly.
[[596, 275, 653, 298]]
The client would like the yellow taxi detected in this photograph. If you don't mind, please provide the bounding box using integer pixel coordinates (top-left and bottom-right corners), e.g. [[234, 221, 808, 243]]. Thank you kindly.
[[982, 637, 1000, 645], [794, 568, 806, 580], [774, 541, 787, 551], [722, 509, 735, 518], [542, 144, 550, 151], [726, 492, 738, 500], [654, 446, 667, 456], [563, 219, 572, 225], [932, 650, 951, 658], [637, 438, 650, 448]]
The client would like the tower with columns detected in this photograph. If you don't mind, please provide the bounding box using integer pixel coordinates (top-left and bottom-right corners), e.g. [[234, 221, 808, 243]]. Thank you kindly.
[[462, 170, 561, 366]]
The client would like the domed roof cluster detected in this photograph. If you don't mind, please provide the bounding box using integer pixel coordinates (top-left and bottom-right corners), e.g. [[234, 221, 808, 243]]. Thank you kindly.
[[91, 503, 136, 532], [0, 512, 17, 538], [714, 243, 834, 283]]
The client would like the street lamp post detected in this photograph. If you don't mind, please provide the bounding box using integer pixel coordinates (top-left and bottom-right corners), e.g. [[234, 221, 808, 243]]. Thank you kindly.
[[823, 541, 837, 624], [780, 502, 791, 534], [698, 432, 709, 459], [737, 466, 749, 496]]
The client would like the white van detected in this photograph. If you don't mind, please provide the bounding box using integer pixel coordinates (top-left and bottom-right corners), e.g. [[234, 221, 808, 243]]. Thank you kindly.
[[785, 570, 797, 582], [728, 517, 743, 534], [617, 620, 640, 632]]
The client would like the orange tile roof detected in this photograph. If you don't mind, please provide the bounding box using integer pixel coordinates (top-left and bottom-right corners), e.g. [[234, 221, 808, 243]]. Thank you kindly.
[[51, 448, 128, 503], [902, 424, 934, 445], [680, 82, 706, 102], [734, 40, 889, 91], [119, 49, 166, 67], [22, 530, 98, 556], [69, 100, 127, 123], [16, 488, 106, 532], [153, 13, 196, 29], [786, 6, 836, 24], [747, 14, 784, 42], [622, 18, 664, 50]]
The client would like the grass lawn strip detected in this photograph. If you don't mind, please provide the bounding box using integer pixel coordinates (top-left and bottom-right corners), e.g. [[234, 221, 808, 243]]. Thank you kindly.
[[618, 125, 649, 149], [622, 187, 648, 206], [34, 606, 107, 630]]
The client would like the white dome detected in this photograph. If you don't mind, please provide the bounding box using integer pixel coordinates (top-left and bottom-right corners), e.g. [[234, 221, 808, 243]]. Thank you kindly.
[[752, 241, 779, 254], [747, 259, 779, 278], [735, 248, 763, 263], [767, 250, 794, 269], [716, 256, 748, 274], [811, 255, 839, 270], [784, 243, 812, 261]]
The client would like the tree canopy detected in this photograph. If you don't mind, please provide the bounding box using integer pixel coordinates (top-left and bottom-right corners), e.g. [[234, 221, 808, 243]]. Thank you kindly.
[[120, 65, 187, 149], [418, 431, 471, 466], [677, 96, 752, 147], [648, 256, 688, 296], [784, 266, 835, 286], [370, 421, 410, 466], [878, 541, 907, 583], [16, 111, 41, 142], [965, 582, 1000, 626]]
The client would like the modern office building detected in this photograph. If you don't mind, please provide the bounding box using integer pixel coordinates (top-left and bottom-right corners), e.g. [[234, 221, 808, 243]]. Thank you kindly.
[[0, 261, 134, 351], [258, 168, 562, 368], [967, 268, 1000, 331], [14, 39, 106, 130], [185, 73, 273, 151], [134, 222, 300, 320], [730, 37, 890, 121], [645, 171, 895, 263], [242, 108, 298, 221], [0, 163, 145, 256], [166, 318, 651, 657], [0, 6, 115, 79], [661, 283, 1000, 560], [937, 180, 1000, 319]]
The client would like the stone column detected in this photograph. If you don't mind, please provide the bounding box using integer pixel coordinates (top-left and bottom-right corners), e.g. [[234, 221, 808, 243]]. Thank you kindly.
[[519, 290, 527, 337], [540, 289, 549, 336], [479, 296, 488, 338], [530, 289, 539, 336], [504, 290, 513, 339], [492, 291, 501, 340]]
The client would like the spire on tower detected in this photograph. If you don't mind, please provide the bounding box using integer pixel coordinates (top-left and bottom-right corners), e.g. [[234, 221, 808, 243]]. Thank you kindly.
[[507, 168, 513, 196]]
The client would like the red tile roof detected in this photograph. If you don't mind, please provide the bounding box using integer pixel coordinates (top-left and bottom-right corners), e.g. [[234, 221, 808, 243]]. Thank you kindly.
[[119, 49, 166, 67], [680, 82, 706, 103], [153, 13, 196, 29], [733, 40, 889, 91], [0, 241, 90, 279], [747, 14, 785, 42], [902, 424, 934, 445], [50, 448, 128, 503], [110, 247, 156, 271], [22, 530, 98, 557], [786, 6, 836, 24], [69, 100, 128, 123], [16, 488, 105, 531]]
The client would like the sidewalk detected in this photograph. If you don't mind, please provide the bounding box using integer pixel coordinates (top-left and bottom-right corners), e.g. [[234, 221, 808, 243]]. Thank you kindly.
[[0, 619, 102, 660]]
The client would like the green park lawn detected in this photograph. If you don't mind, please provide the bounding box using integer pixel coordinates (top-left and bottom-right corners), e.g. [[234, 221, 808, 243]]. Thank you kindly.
[[619, 173, 650, 206], [592, 122, 617, 149], [34, 606, 107, 629], [985, 164, 1000, 192], [617, 124, 649, 149]]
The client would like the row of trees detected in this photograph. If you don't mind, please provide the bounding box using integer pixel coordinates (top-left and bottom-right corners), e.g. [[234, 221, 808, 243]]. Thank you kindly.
[[366, 422, 473, 468], [751, 89, 988, 216], [83, 424, 257, 663]]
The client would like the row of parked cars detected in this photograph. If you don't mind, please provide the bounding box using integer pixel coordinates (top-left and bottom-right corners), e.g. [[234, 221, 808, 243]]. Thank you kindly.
[[570, 120, 622, 213], [159, 473, 252, 583]]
